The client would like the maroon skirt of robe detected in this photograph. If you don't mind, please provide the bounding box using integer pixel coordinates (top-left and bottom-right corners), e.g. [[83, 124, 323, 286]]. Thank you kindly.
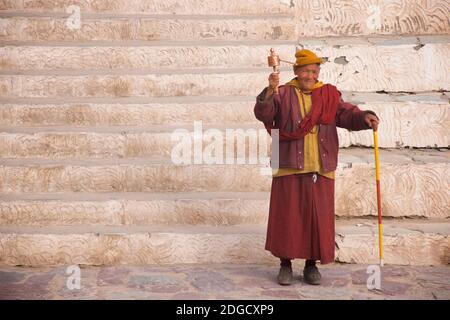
[[265, 172, 335, 264]]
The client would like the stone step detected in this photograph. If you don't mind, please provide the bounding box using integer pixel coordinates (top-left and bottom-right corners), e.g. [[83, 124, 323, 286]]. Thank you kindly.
[[0, 72, 285, 99], [296, 0, 450, 37], [308, 43, 449, 93], [1, 91, 448, 126], [0, 101, 448, 156], [0, 149, 448, 219], [0, 100, 258, 126], [0, 220, 448, 266], [1, 97, 447, 126], [1, 187, 449, 227], [2, 43, 448, 73], [1, 0, 449, 37], [0, 0, 295, 15], [1, 44, 448, 92], [0, 192, 269, 226], [0, 70, 450, 102], [0, 16, 296, 43], [0, 45, 296, 71]]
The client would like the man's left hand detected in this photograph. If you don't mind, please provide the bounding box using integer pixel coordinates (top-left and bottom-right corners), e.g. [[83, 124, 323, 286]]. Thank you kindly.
[[364, 113, 380, 131]]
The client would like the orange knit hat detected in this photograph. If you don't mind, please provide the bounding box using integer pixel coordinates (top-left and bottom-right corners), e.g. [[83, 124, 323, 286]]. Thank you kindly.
[[294, 49, 323, 67]]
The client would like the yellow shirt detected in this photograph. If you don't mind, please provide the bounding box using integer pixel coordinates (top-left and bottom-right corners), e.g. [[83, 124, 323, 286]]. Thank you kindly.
[[273, 81, 335, 179]]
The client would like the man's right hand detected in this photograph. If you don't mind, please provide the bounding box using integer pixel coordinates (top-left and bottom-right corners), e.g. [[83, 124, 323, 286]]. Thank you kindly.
[[266, 72, 280, 98]]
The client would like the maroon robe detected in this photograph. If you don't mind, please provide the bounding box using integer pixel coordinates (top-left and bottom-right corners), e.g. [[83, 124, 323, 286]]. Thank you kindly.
[[265, 173, 335, 264]]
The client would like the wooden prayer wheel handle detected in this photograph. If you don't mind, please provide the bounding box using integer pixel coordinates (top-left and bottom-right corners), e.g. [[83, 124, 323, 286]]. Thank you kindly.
[[268, 48, 280, 94]]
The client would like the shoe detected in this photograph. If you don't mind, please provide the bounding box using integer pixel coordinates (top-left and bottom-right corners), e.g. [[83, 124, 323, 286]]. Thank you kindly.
[[277, 265, 293, 285], [303, 265, 321, 285]]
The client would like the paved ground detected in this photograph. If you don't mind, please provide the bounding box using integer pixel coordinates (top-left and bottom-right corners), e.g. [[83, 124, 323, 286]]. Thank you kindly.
[[0, 262, 449, 300]]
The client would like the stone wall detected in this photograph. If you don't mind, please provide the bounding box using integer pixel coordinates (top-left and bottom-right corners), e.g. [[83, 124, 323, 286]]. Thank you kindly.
[[0, 0, 449, 266]]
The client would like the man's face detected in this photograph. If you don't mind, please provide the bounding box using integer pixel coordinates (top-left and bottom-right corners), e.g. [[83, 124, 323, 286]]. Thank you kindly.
[[295, 64, 320, 91]]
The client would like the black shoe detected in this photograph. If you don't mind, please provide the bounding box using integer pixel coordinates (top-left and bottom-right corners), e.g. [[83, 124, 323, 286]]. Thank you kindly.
[[303, 265, 321, 285], [277, 265, 293, 285]]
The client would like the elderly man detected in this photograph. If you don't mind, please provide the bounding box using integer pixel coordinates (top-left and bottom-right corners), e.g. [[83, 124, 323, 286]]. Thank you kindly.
[[254, 49, 379, 285]]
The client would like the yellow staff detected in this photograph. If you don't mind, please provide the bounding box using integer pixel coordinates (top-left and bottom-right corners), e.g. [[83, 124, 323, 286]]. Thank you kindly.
[[373, 128, 383, 267]]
